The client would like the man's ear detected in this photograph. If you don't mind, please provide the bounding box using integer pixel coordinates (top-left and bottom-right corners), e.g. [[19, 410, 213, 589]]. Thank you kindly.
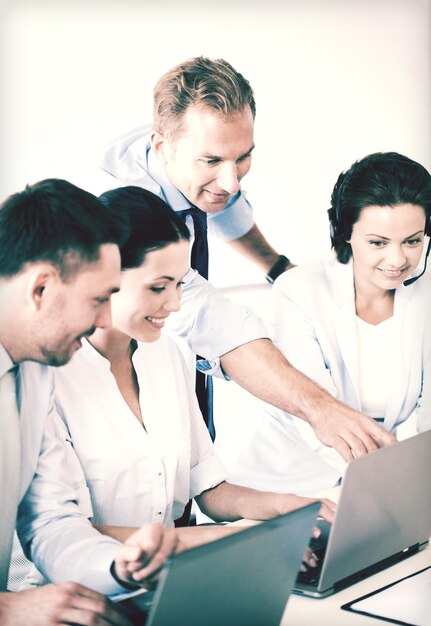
[[25, 265, 59, 311], [151, 130, 169, 166]]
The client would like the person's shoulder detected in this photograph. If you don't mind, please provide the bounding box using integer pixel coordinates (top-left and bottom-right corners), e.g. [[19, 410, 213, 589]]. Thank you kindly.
[[274, 257, 336, 290], [410, 271, 431, 302]]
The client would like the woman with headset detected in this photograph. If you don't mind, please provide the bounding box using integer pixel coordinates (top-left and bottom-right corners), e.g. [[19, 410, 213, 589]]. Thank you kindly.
[[230, 152, 431, 496]]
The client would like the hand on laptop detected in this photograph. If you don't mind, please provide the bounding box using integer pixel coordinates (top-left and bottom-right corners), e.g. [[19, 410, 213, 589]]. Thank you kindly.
[[0, 583, 132, 626], [310, 401, 396, 463], [113, 523, 178, 588]]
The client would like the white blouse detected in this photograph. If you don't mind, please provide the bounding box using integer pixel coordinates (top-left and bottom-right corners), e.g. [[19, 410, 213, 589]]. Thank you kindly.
[[53, 336, 227, 528]]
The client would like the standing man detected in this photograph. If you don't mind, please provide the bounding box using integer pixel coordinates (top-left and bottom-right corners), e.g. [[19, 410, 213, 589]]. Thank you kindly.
[[0, 179, 177, 625], [96, 56, 394, 462]]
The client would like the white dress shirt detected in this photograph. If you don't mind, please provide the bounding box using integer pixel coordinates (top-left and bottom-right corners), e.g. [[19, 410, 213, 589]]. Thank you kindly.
[[50, 336, 227, 528], [0, 344, 129, 595]]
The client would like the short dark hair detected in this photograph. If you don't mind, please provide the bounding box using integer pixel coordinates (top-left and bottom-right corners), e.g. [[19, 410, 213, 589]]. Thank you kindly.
[[0, 179, 128, 279], [328, 152, 431, 263], [98, 186, 190, 270], [153, 56, 256, 140]]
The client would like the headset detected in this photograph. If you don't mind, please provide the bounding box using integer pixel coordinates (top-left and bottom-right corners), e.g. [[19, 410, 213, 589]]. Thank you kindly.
[[403, 215, 431, 286], [331, 167, 431, 287]]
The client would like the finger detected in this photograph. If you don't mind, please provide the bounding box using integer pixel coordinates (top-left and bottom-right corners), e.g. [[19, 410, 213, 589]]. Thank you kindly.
[[318, 502, 335, 523], [370, 425, 397, 447], [131, 529, 177, 582], [57, 604, 132, 626], [332, 436, 353, 463], [311, 526, 321, 539], [114, 545, 148, 580]]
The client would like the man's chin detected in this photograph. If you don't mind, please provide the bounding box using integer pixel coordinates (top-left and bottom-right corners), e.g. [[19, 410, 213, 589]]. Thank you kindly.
[[199, 202, 228, 214], [40, 345, 80, 367]]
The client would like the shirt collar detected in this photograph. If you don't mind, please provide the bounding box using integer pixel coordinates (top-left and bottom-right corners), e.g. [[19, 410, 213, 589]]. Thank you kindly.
[[147, 147, 192, 212], [0, 342, 14, 379]]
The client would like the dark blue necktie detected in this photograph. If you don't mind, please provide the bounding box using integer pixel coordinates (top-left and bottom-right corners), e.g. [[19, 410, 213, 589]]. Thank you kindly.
[[177, 207, 215, 442]]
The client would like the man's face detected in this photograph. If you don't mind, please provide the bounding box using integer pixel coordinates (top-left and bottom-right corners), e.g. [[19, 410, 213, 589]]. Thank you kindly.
[[35, 243, 121, 366], [153, 105, 255, 214]]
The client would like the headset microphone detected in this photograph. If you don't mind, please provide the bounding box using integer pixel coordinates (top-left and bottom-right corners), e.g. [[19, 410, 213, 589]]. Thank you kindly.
[[403, 236, 431, 286]]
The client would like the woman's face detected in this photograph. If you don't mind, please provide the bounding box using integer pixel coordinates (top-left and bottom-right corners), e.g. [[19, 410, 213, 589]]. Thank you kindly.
[[349, 203, 427, 295], [111, 240, 190, 342]]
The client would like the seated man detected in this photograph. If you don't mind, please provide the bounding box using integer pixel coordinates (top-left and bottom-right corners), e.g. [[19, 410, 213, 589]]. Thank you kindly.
[[0, 179, 178, 625]]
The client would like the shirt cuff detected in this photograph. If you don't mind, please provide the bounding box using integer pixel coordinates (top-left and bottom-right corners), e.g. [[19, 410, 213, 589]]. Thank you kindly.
[[189, 454, 227, 500], [196, 358, 230, 380]]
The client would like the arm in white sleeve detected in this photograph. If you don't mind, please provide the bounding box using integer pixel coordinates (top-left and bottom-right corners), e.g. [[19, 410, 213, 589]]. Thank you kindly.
[[271, 278, 338, 395], [270, 272, 345, 470], [166, 269, 269, 361], [16, 400, 127, 595]]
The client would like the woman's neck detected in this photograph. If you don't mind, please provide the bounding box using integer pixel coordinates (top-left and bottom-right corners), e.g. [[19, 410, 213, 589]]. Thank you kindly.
[[88, 328, 135, 365], [354, 285, 395, 325]]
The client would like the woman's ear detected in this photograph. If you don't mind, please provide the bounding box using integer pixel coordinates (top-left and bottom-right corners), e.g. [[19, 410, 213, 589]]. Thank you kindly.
[[25, 264, 58, 311]]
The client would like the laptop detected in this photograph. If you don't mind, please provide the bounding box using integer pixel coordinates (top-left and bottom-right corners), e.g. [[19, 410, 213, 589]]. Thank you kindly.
[[115, 502, 320, 626], [294, 429, 431, 598]]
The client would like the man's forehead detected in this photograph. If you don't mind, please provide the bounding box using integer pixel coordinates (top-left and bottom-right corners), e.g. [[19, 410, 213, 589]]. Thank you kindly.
[[173, 105, 254, 149], [73, 244, 121, 287]]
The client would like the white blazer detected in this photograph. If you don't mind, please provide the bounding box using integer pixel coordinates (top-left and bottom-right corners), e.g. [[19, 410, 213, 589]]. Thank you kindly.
[[229, 258, 431, 496]]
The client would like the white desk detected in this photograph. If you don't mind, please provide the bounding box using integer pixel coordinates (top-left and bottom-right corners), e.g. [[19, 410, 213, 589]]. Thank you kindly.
[[281, 541, 431, 625]]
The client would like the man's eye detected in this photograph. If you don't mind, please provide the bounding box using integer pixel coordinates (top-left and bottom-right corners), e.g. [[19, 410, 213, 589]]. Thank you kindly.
[[200, 158, 219, 166]]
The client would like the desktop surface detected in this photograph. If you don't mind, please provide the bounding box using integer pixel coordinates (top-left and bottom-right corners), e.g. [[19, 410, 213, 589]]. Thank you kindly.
[[281, 540, 431, 625]]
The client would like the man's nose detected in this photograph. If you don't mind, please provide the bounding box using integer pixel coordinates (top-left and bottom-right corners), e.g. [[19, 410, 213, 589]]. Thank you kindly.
[[217, 162, 240, 194]]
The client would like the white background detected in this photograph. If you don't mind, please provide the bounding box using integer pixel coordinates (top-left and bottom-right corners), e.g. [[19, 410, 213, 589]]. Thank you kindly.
[[1, 0, 430, 287]]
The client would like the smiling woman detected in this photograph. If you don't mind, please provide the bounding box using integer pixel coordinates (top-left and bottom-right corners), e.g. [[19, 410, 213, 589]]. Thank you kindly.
[[229, 152, 431, 497]]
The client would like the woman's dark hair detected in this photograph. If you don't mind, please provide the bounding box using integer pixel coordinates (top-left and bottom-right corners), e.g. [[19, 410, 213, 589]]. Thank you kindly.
[[98, 186, 190, 270], [0, 178, 127, 279], [328, 152, 431, 263]]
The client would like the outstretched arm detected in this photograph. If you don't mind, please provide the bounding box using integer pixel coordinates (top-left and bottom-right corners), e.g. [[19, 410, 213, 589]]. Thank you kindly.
[[220, 339, 396, 462], [195, 480, 336, 524]]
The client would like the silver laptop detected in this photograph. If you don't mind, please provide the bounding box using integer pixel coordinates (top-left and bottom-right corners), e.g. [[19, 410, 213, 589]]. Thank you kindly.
[[116, 502, 320, 626], [294, 429, 431, 598]]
